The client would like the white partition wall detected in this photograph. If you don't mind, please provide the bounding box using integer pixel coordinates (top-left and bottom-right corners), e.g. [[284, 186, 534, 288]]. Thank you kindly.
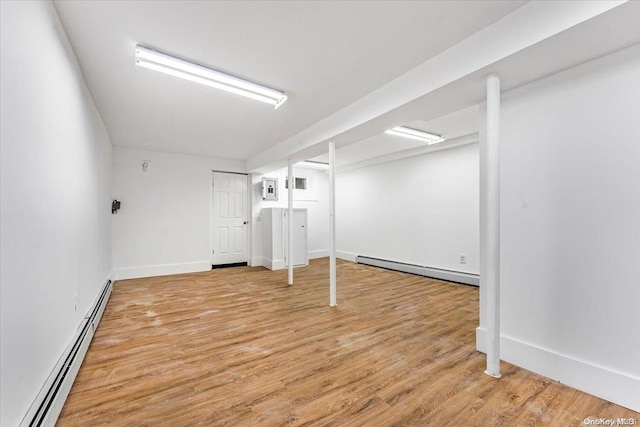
[[112, 147, 245, 279], [478, 44, 640, 411], [1, 2, 112, 425], [335, 143, 479, 273]]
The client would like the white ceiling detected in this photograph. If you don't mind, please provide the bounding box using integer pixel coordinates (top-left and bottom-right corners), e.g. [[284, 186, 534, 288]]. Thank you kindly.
[[259, 1, 640, 173], [53, 0, 526, 161], [312, 106, 479, 167]]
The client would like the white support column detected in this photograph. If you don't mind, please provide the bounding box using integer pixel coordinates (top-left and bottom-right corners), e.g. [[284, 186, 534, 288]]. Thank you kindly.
[[485, 73, 501, 378], [329, 141, 337, 306], [288, 159, 294, 285]]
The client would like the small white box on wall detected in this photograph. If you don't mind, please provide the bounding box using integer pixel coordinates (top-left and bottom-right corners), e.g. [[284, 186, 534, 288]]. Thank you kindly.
[[262, 177, 278, 201]]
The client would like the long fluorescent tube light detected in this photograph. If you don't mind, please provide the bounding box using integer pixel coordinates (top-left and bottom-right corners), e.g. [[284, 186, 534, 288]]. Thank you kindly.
[[385, 126, 445, 144], [296, 160, 330, 170], [135, 45, 288, 109]]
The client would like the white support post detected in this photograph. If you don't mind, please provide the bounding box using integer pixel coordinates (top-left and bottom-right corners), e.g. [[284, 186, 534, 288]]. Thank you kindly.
[[329, 141, 337, 306], [288, 159, 294, 285], [485, 73, 501, 378]]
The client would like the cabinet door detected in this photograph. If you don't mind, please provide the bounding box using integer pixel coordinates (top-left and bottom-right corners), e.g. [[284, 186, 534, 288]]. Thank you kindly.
[[284, 210, 308, 267]]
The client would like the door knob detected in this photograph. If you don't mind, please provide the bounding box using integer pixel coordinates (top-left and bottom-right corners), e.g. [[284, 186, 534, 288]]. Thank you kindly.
[[243, 221, 248, 225]]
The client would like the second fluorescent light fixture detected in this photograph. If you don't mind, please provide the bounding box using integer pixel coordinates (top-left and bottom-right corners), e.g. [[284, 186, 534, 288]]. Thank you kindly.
[[385, 126, 444, 144], [135, 45, 288, 109], [296, 160, 330, 170]]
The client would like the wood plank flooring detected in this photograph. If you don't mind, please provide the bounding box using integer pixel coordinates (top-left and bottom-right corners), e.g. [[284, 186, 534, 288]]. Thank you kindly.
[[57, 259, 638, 426]]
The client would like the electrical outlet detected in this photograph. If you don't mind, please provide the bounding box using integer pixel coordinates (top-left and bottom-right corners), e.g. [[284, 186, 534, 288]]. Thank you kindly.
[[459, 255, 467, 264]]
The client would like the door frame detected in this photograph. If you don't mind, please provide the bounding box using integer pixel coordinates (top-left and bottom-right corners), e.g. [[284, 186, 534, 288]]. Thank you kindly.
[[210, 170, 252, 267]]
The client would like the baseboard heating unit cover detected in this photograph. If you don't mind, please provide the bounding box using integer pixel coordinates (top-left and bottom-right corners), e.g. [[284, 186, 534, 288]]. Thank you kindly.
[[356, 256, 479, 286], [19, 279, 113, 427]]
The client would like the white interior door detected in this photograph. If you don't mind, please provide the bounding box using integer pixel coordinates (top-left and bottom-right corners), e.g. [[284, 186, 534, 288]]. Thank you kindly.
[[284, 209, 308, 267], [212, 172, 248, 265]]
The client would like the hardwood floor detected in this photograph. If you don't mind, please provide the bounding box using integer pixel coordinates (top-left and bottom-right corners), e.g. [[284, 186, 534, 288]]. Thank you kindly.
[[57, 259, 638, 426]]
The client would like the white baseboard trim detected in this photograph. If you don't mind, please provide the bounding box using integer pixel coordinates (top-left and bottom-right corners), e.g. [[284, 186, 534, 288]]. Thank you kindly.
[[19, 278, 113, 427], [356, 255, 479, 286], [250, 256, 262, 267], [476, 327, 640, 412], [261, 257, 284, 271], [309, 249, 329, 259], [336, 250, 358, 262], [113, 261, 211, 280]]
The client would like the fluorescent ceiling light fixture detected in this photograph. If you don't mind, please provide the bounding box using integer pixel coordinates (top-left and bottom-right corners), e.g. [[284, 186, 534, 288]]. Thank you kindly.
[[296, 160, 330, 170], [135, 45, 288, 109], [385, 126, 445, 144]]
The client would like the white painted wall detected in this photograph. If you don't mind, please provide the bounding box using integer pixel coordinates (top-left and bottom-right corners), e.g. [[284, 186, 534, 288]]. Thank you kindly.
[[478, 44, 640, 411], [251, 167, 329, 266], [0, 2, 112, 425], [335, 143, 479, 273], [111, 147, 245, 279]]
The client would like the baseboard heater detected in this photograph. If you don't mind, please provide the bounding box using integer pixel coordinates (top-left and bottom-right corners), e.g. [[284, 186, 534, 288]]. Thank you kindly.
[[20, 279, 113, 427], [356, 256, 479, 286]]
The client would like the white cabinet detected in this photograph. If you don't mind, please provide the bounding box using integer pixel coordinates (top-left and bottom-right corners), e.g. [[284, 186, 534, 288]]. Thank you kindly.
[[261, 208, 308, 270]]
